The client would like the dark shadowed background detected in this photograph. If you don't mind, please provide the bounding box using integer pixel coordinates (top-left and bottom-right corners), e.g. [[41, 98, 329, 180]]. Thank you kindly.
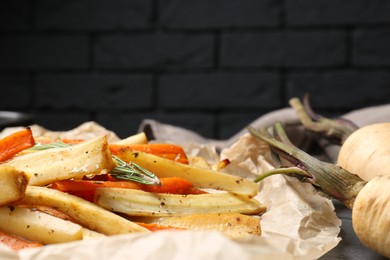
[[1, 0, 390, 139]]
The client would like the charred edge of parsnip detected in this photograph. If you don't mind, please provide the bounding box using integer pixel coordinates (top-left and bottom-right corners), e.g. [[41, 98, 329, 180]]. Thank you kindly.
[[247, 123, 367, 209], [289, 95, 359, 145]]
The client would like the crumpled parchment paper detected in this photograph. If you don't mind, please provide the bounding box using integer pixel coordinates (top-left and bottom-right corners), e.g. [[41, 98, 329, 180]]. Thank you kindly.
[[0, 112, 351, 259]]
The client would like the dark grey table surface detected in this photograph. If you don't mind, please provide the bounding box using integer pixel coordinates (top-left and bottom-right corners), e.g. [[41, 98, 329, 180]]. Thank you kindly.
[[320, 200, 387, 260]]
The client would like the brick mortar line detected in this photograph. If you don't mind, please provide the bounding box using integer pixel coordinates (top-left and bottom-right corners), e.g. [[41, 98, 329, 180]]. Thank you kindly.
[[4, 26, 390, 37]]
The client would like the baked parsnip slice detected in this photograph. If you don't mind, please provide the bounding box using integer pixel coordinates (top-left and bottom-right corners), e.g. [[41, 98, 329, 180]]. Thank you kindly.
[[18, 186, 149, 235], [114, 132, 148, 145], [0, 166, 28, 206], [82, 228, 106, 240], [0, 206, 83, 244], [155, 213, 261, 239], [110, 148, 258, 197], [95, 188, 266, 217], [5, 136, 116, 186]]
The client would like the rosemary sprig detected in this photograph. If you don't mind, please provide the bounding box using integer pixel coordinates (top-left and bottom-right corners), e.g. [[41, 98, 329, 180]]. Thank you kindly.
[[110, 155, 160, 185], [28, 142, 161, 185], [29, 141, 70, 150]]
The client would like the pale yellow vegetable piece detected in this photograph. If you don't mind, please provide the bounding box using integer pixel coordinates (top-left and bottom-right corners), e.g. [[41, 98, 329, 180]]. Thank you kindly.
[[82, 228, 106, 240], [114, 150, 259, 197], [4, 136, 116, 186], [114, 132, 148, 145], [188, 156, 212, 169], [352, 175, 390, 258], [155, 213, 261, 239], [0, 206, 83, 244], [338, 123, 390, 181], [0, 166, 28, 206], [18, 186, 149, 235], [95, 187, 266, 217]]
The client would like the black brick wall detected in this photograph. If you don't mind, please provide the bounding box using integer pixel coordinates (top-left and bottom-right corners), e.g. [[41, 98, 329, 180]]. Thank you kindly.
[[1, 0, 390, 139]]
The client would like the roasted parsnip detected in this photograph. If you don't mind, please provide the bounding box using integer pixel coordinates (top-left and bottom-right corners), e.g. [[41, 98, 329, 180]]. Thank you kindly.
[[81, 228, 106, 240], [5, 136, 116, 186], [0, 166, 28, 206], [154, 213, 261, 239], [114, 132, 148, 145], [95, 187, 265, 217], [0, 206, 83, 244], [18, 186, 149, 235], [110, 149, 258, 197]]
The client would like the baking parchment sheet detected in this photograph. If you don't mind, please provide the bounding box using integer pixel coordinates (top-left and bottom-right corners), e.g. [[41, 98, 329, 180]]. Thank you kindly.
[[0, 119, 343, 259]]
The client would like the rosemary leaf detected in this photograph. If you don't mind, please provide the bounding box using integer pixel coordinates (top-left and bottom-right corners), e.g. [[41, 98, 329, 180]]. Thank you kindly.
[[110, 155, 161, 185], [28, 141, 70, 150]]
